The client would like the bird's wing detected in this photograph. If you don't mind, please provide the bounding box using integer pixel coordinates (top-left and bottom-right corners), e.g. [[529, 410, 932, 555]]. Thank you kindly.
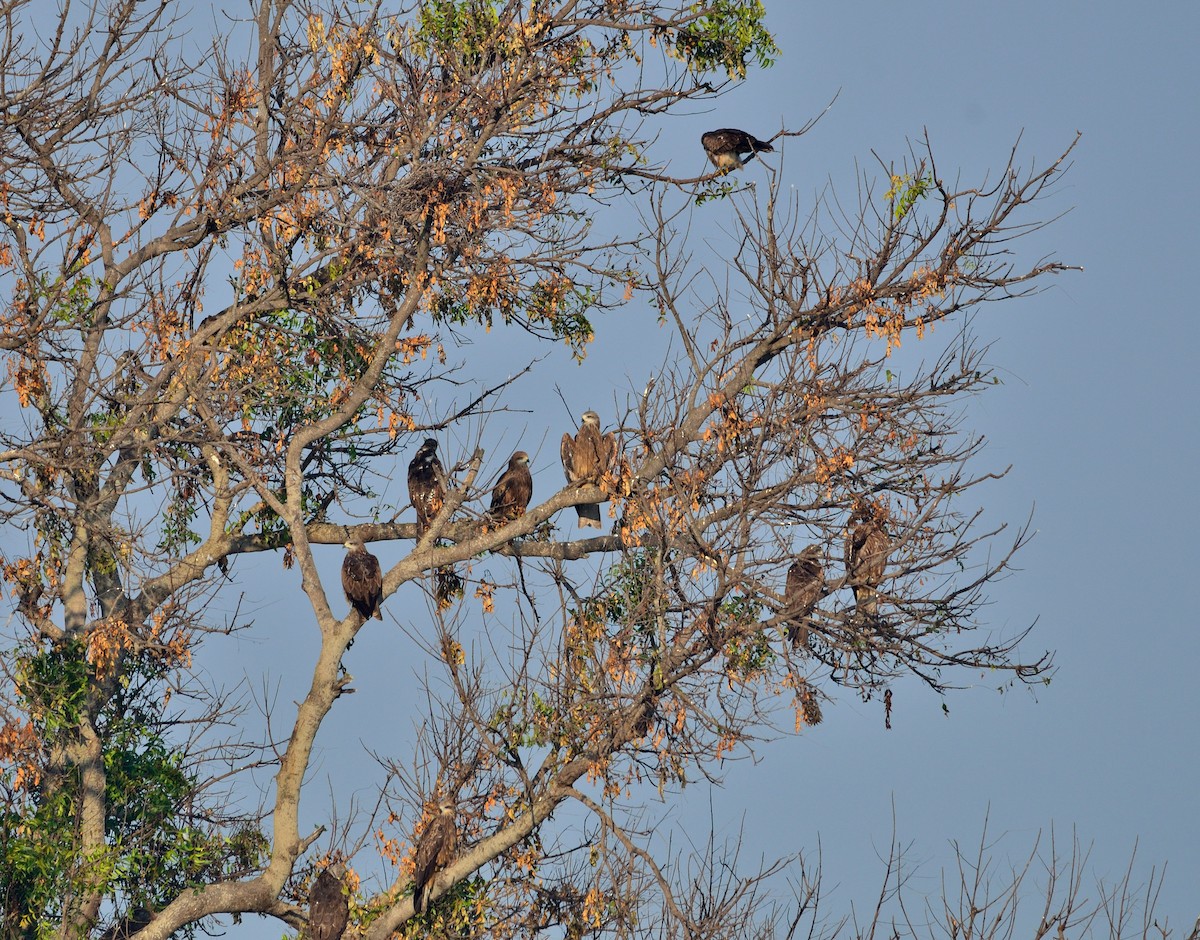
[[862, 526, 889, 582], [561, 432, 575, 483], [490, 470, 510, 505], [515, 467, 533, 510], [600, 431, 619, 474]]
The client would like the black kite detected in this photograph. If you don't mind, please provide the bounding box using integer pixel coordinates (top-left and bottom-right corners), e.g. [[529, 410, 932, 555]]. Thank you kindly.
[[560, 410, 618, 529], [342, 536, 383, 621], [701, 128, 774, 172]]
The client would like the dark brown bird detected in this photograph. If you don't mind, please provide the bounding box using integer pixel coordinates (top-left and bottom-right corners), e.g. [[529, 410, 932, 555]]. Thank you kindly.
[[560, 410, 618, 529], [844, 502, 890, 619], [701, 128, 774, 172], [412, 801, 457, 914], [342, 536, 383, 621], [489, 450, 532, 523], [785, 545, 824, 648], [408, 437, 446, 540], [309, 862, 349, 940], [98, 904, 153, 940]]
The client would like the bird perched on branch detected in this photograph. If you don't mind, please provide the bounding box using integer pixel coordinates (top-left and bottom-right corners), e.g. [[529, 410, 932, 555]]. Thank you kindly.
[[844, 502, 890, 619], [489, 450, 532, 523], [412, 801, 458, 914], [341, 536, 383, 621], [785, 545, 824, 648], [561, 410, 618, 529], [408, 437, 446, 540], [308, 862, 349, 940], [98, 904, 154, 940], [701, 127, 774, 172]]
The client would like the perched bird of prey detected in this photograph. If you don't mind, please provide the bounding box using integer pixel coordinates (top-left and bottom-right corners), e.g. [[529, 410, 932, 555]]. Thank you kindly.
[[309, 862, 349, 940], [489, 450, 532, 523], [341, 536, 383, 621], [785, 545, 824, 648], [408, 437, 446, 540], [844, 502, 890, 619], [700, 128, 774, 172], [98, 904, 154, 940], [560, 410, 619, 529], [412, 802, 458, 914]]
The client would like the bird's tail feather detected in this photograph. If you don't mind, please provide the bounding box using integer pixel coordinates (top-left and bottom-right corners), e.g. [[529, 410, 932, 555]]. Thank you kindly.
[[575, 503, 602, 528]]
